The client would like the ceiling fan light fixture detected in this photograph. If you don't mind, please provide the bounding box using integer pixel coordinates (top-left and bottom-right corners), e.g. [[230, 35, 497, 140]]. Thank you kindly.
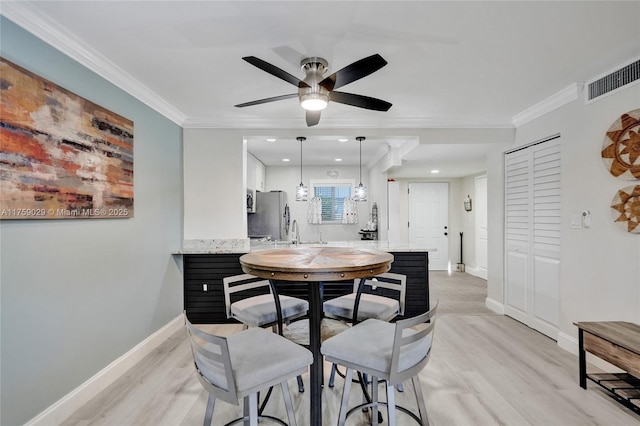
[[300, 93, 329, 111]]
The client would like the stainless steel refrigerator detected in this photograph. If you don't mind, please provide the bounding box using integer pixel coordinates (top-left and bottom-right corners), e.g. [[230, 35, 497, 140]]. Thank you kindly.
[[248, 190, 290, 241]]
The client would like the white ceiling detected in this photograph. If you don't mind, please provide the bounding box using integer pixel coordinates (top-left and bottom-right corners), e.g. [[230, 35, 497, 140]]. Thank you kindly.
[[3, 1, 640, 175]]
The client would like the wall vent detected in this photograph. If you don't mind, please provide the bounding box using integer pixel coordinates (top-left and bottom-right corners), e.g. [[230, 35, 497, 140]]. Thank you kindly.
[[586, 58, 640, 102]]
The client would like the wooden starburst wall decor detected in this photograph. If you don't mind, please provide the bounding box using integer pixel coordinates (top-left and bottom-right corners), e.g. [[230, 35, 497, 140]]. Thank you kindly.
[[602, 109, 640, 233], [611, 184, 640, 234], [601, 109, 640, 180]]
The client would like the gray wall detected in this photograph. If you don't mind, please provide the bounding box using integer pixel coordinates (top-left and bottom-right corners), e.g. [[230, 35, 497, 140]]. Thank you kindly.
[[1, 18, 184, 425]]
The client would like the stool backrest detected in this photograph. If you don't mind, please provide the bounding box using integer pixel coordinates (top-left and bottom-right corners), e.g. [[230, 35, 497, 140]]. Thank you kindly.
[[222, 273, 272, 319], [185, 318, 239, 405], [389, 301, 438, 385], [352, 272, 407, 315]]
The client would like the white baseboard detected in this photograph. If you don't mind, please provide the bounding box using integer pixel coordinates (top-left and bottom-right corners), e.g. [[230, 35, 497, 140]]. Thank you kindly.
[[557, 331, 578, 355], [26, 314, 184, 426], [485, 297, 504, 314], [465, 266, 478, 276], [465, 266, 488, 280]]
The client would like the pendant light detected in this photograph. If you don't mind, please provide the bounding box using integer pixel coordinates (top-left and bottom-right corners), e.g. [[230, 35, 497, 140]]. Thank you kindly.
[[354, 136, 367, 202], [295, 136, 308, 201]]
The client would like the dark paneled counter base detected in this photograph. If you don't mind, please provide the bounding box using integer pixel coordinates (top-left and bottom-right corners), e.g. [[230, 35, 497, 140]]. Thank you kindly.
[[184, 251, 429, 324]]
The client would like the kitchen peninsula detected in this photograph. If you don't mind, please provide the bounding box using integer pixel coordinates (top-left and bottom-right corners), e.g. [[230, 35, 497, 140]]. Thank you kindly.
[[177, 240, 434, 324]]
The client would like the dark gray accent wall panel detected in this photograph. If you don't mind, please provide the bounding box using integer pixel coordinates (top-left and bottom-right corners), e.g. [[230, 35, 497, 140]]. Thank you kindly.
[[183, 251, 429, 324]]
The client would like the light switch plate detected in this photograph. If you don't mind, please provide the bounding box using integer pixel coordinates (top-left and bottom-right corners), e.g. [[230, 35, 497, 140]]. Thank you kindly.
[[570, 213, 582, 229]]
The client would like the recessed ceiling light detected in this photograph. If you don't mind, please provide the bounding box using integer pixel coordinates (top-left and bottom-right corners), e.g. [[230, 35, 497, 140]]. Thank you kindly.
[[338, 138, 348, 142], [282, 158, 290, 162], [267, 138, 276, 142], [431, 169, 440, 174], [335, 158, 342, 162]]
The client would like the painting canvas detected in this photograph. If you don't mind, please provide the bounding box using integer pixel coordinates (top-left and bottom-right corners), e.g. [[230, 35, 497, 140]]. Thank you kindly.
[[0, 57, 134, 219]]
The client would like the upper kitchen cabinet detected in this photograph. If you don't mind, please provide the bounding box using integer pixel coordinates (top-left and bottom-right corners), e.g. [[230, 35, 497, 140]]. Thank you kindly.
[[247, 153, 265, 192]]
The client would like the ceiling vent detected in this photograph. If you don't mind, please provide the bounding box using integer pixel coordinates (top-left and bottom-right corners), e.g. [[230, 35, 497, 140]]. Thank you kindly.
[[586, 58, 640, 102]]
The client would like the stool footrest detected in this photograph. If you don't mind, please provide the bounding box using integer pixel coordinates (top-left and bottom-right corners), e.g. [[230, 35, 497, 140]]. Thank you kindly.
[[345, 401, 424, 425]]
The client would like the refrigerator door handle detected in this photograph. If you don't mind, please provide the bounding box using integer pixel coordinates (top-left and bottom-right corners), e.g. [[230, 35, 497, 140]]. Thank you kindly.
[[283, 204, 290, 235]]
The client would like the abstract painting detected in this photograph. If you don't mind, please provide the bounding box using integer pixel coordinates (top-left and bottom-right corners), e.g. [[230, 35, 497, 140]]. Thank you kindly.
[[0, 57, 134, 219]]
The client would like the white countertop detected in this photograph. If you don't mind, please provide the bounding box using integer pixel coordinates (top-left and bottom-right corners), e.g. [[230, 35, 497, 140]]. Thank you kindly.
[[175, 239, 436, 254]]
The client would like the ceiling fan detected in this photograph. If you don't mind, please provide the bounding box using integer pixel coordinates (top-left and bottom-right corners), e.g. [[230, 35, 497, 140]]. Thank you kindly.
[[234, 54, 392, 127]]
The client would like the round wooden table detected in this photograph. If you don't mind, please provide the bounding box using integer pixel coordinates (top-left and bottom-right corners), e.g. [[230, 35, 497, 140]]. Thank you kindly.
[[240, 246, 393, 426]]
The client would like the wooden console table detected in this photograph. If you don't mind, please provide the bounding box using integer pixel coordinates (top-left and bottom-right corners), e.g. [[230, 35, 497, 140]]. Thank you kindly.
[[575, 321, 640, 413]]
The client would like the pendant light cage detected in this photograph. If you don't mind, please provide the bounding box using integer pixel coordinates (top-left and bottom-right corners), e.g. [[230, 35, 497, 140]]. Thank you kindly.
[[295, 136, 308, 201], [354, 136, 367, 202]]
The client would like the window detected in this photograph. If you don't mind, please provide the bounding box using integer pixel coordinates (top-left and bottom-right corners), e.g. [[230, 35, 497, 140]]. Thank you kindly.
[[310, 179, 354, 223]]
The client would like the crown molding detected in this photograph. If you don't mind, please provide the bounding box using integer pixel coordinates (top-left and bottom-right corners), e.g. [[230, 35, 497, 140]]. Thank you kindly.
[[512, 83, 584, 128], [1, 3, 187, 126], [183, 116, 515, 129]]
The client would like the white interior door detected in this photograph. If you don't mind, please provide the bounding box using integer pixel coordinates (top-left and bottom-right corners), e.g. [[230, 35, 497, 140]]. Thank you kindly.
[[475, 175, 488, 279], [409, 183, 449, 270]]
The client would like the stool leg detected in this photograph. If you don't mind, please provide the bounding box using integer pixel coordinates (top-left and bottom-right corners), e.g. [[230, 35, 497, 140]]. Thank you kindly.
[[385, 381, 396, 426], [244, 393, 258, 426], [281, 380, 297, 426], [371, 376, 379, 425], [203, 394, 215, 426], [412, 376, 429, 426], [329, 363, 337, 387], [338, 368, 354, 426], [297, 375, 304, 393]]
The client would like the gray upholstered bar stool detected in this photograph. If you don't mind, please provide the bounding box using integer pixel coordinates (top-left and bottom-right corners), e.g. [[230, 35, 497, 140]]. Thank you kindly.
[[223, 273, 309, 331], [321, 302, 438, 426], [323, 272, 406, 387], [323, 272, 406, 324], [223, 273, 309, 392], [186, 318, 313, 426]]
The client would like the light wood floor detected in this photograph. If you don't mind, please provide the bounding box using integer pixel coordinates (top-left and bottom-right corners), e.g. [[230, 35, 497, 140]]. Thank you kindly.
[[62, 272, 640, 425]]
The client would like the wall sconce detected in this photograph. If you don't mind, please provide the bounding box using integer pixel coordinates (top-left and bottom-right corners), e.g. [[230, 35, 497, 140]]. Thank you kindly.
[[464, 195, 472, 212]]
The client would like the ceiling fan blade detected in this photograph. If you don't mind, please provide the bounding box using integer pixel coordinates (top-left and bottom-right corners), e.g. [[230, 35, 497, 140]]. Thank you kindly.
[[330, 91, 392, 111], [242, 56, 309, 88], [306, 110, 321, 127], [234, 93, 298, 108], [319, 54, 387, 91]]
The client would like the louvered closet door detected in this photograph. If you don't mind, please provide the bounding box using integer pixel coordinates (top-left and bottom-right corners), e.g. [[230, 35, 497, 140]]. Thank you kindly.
[[504, 137, 561, 340], [505, 149, 531, 326]]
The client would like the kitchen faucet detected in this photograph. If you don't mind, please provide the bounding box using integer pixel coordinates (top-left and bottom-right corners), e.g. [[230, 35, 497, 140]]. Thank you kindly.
[[291, 219, 300, 245]]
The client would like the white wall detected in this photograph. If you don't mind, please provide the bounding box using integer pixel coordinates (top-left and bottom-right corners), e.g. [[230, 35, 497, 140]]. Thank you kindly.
[[487, 82, 640, 351], [183, 129, 246, 240], [460, 174, 481, 271], [486, 147, 507, 310]]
